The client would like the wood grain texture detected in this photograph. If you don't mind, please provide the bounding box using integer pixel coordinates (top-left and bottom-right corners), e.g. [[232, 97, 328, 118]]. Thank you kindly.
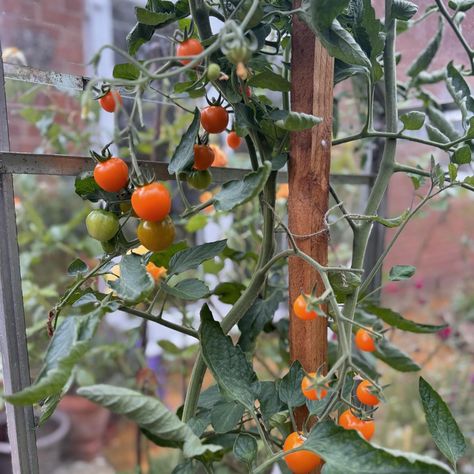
[[288, 8, 334, 432]]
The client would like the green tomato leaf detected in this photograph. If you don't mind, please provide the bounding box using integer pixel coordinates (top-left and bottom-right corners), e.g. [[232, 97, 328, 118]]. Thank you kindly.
[[210, 400, 245, 434], [452, 145, 471, 165], [446, 61, 474, 124], [213, 282, 246, 305], [67, 258, 88, 276], [248, 70, 291, 92], [407, 18, 443, 77], [168, 240, 227, 275], [303, 421, 453, 473], [113, 63, 141, 81], [274, 111, 323, 131], [74, 172, 117, 203], [214, 163, 272, 212], [148, 241, 188, 268], [310, 0, 350, 30], [364, 305, 448, 333], [427, 106, 460, 140], [392, 0, 418, 20], [185, 214, 208, 233], [126, 22, 155, 56], [233, 433, 258, 466], [419, 377, 466, 468], [277, 360, 306, 408], [258, 381, 286, 422], [374, 339, 421, 372], [426, 124, 450, 144], [448, 0, 474, 11], [109, 254, 154, 303], [135, 7, 174, 26], [168, 108, 201, 174], [389, 264, 416, 281], [77, 384, 221, 458], [161, 278, 209, 300], [448, 163, 458, 182], [199, 305, 260, 410], [400, 111, 426, 130]]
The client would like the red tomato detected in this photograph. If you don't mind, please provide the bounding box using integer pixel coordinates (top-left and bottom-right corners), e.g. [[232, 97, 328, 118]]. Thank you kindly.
[[200, 106, 229, 134], [193, 144, 215, 170], [131, 182, 171, 222], [283, 432, 322, 474], [99, 90, 123, 113], [301, 372, 327, 401], [354, 328, 376, 352], [93, 157, 128, 192], [226, 131, 242, 149], [293, 294, 320, 321], [356, 380, 380, 406], [339, 409, 375, 441], [176, 38, 204, 65]]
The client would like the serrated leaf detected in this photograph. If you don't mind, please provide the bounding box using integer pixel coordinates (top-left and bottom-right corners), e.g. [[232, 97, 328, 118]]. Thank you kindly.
[[426, 124, 450, 144], [427, 106, 460, 140], [233, 103, 258, 137], [168, 240, 227, 275], [168, 108, 200, 174], [452, 145, 471, 164], [419, 377, 466, 468], [258, 381, 285, 422], [113, 63, 140, 81], [210, 400, 244, 433], [74, 172, 118, 203], [213, 282, 246, 305], [364, 305, 448, 333], [149, 241, 188, 268], [302, 421, 453, 473], [77, 384, 221, 458], [199, 305, 260, 410], [278, 360, 306, 408], [238, 291, 283, 353], [126, 22, 155, 56], [248, 70, 291, 92], [407, 18, 443, 77], [161, 278, 209, 300], [67, 258, 88, 276], [392, 0, 418, 20], [274, 111, 323, 131], [400, 111, 425, 130], [448, 163, 458, 182], [109, 254, 154, 303], [446, 62, 474, 124], [233, 433, 258, 466], [310, 0, 350, 30], [374, 339, 421, 372], [135, 7, 174, 25], [334, 60, 368, 84], [389, 264, 416, 281], [214, 163, 272, 212]]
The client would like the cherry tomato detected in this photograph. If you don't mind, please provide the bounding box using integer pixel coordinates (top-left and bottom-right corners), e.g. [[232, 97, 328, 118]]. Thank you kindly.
[[207, 63, 221, 81], [176, 38, 204, 65], [356, 380, 380, 406], [283, 432, 322, 474], [137, 217, 175, 252], [201, 106, 229, 134], [293, 294, 320, 321], [193, 144, 215, 170], [226, 131, 242, 150], [131, 182, 171, 222], [187, 170, 212, 190], [339, 409, 375, 441], [99, 90, 123, 113], [146, 262, 167, 281], [354, 328, 376, 352], [93, 157, 128, 192], [301, 372, 327, 401], [86, 210, 119, 242]]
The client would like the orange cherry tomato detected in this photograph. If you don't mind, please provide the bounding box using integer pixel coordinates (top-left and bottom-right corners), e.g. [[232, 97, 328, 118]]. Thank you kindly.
[[276, 183, 289, 200], [137, 217, 175, 252], [226, 131, 242, 149], [176, 38, 204, 65], [93, 157, 128, 192], [339, 409, 375, 441], [146, 262, 167, 281], [354, 328, 376, 352], [301, 372, 328, 401], [293, 294, 320, 321], [131, 182, 171, 222], [356, 380, 380, 406], [200, 106, 229, 134], [193, 144, 215, 170], [283, 432, 322, 474], [99, 90, 123, 113]]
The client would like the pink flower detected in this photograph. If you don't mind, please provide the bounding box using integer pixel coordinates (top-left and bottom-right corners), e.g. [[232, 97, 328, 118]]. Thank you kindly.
[[437, 326, 452, 341], [414, 278, 424, 290]]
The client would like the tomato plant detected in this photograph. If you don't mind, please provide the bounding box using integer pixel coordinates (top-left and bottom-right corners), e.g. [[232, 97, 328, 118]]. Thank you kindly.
[[9, 0, 471, 472], [98, 89, 122, 113]]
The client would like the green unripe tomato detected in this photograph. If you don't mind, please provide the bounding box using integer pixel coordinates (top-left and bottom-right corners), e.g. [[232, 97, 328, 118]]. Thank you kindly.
[[187, 170, 212, 190], [207, 63, 221, 81], [226, 46, 251, 65], [86, 210, 120, 242]]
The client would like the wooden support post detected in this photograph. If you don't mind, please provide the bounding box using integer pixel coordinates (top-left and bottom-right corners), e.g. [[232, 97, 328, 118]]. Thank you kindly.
[[288, 8, 334, 429]]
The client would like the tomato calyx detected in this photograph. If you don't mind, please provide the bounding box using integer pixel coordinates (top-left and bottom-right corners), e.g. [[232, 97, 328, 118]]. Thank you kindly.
[[90, 142, 114, 163], [301, 368, 329, 401]]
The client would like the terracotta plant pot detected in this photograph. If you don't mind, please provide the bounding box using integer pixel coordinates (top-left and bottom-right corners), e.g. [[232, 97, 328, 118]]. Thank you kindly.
[[0, 410, 70, 474], [59, 395, 110, 461]]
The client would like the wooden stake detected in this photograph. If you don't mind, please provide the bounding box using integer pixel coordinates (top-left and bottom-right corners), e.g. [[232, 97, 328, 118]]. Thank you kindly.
[[288, 8, 334, 431]]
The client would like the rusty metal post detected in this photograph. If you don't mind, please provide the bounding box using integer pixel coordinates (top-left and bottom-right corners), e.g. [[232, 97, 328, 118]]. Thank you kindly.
[[288, 9, 334, 431]]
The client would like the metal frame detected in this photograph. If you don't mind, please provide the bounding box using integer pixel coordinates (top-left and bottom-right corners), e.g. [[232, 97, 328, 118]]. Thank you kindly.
[[0, 58, 380, 472]]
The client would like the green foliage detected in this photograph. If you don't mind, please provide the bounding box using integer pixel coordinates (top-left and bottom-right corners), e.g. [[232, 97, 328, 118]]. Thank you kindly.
[[389, 264, 416, 281]]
